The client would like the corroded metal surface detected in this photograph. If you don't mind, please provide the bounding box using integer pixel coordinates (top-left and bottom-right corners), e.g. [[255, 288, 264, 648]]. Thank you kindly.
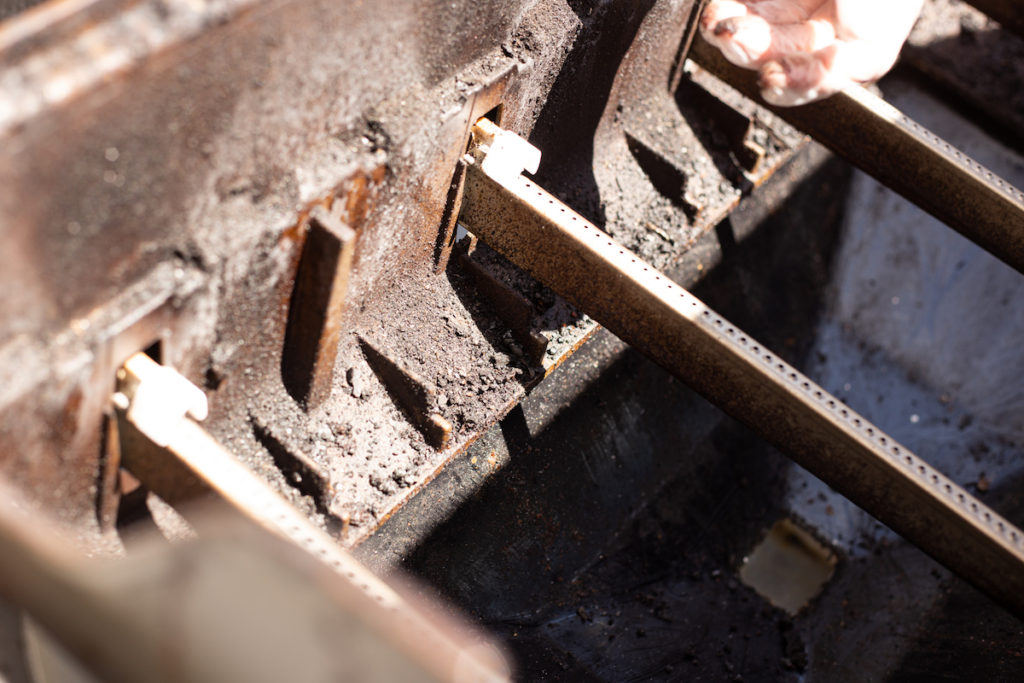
[[0, 0, 814, 547], [281, 205, 357, 410], [113, 352, 509, 682], [690, 35, 1024, 275], [0, 0, 580, 530], [0, 480, 497, 682], [2, 0, 1022, 677], [458, 136, 1024, 618]]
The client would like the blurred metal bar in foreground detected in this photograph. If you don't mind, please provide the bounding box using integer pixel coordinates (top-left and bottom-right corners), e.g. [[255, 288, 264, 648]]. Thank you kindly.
[[0, 480, 507, 682], [112, 352, 509, 683]]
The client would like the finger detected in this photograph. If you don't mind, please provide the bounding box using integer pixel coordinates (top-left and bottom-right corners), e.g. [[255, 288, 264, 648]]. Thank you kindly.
[[828, 0, 923, 84], [701, 0, 752, 33], [828, 38, 899, 85], [743, 0, 830, 24], [772, 18, 836, 59], [758, 51, 845, 106], [704, 14, 836, 69], [701, 13, 773, 68], [700, 0, 753, 54], [755, 29, 908, 107]]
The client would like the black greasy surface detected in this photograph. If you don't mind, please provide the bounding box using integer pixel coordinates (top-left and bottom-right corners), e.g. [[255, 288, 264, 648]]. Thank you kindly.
[[400, 148, 849, 680], [904, 0, 1024, 156], [400, 139, 1024, 679]]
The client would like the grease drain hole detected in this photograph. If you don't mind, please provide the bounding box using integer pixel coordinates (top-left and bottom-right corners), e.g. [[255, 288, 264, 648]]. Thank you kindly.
[[738, 518, 837, 615]]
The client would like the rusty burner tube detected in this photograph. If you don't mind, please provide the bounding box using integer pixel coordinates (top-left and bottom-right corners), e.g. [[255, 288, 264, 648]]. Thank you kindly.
[[690, 36, 1024, 276], [458, 155, 1024, 619]]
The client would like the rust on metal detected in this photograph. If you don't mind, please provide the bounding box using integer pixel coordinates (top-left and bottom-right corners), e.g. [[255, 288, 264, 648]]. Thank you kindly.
[[250, 411, 333, 509], [433, 64, 514, 275], [78, 268, 205, 528], [458, 247, 549, 366], [690, 36, 1024, 275], [359, 337, 452, 450], [424, 414, 454, 452], [338, 165, 388, 227], [95, 412, 123, 531], [103, 352, 511, 681], [458, 125, 1024, 618], [623, 131, 704, 221], [281, 206, 356, 410], [676, 76, 765, 173], [434, 158, 469, 274]]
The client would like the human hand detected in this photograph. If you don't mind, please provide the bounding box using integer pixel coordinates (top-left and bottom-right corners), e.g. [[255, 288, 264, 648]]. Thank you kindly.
[[700, 0, 924, 106]]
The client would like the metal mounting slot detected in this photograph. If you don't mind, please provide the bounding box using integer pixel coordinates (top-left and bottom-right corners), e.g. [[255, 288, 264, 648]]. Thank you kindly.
[[457, 119, 1024, 619]]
